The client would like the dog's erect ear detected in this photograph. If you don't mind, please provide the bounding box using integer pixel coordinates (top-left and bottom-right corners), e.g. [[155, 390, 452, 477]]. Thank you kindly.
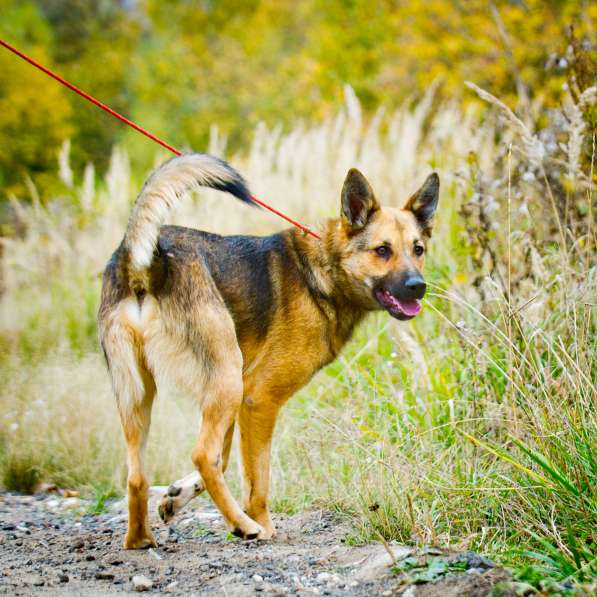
[[341, 168, 380, 231], [404, 173, 439, 236]]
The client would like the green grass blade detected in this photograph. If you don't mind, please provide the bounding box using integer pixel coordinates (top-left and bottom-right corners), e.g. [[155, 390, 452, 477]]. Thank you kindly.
[[509, 436, 580, 496]]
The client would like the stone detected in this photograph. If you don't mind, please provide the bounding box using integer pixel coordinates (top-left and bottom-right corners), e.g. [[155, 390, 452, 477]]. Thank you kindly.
[[23, 574, 44, 587], [448, 551, 495, 570], [62, 497, 82, 510], [70, 537, 85, 550], [132, 574, 153, 592]]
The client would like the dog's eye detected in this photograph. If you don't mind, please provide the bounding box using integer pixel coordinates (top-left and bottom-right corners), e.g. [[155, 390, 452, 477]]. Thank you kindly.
[[375, 246, 391, 258], [414, 244, 425, 257]]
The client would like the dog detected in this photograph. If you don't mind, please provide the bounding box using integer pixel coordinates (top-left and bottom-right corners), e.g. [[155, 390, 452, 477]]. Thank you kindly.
[[98, 153, 439, 548]]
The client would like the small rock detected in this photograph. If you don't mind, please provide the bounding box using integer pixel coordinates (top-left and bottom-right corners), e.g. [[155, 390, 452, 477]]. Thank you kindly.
[[253, 574, 264, 583], [166, 581, 179, 592], [178, 517, 193, 528], [36, 482, 59, 494], [381, 591, 392, 597], [63, 498, 82, 510], [24, 574, 44, 587], [1, 524, 15, 531], [70, 537, 85, 549], [448, 551, 495, 570], [132, 574, 153, 592], [316, 572, 332, 583], [466, 567, 483, 575], [58, 573, 69, 583], [96, 571, 115, 580]]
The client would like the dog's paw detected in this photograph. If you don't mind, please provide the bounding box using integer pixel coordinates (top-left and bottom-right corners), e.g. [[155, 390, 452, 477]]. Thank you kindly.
[[158, 478, 203, 524], [256, 524, 276, 540], [244, 510, 276, 540], [123, 530, 157, 550], [232, 520, 276, 541], [157, 488, 178, 523], [231, 520, 270, 541]]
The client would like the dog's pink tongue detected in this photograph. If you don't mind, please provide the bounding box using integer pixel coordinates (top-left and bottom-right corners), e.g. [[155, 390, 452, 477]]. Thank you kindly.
[[397, 299, 422, 316], [382, 291, 422, 316]]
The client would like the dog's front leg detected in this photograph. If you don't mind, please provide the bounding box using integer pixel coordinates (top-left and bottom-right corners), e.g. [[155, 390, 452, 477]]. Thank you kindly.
[[238, 399, 281, 539]]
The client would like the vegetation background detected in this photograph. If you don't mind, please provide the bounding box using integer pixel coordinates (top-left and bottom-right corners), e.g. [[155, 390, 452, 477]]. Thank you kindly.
[[0, 0, 595, 594]]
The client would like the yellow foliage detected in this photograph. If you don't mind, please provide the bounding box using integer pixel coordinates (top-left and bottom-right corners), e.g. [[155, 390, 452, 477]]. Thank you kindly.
[[0, 2, 72, 197], [0, 0, 594, 198]]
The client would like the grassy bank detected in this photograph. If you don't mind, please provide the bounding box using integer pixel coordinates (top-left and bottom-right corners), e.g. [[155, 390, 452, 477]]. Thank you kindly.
[[1, 87, 595, 591]]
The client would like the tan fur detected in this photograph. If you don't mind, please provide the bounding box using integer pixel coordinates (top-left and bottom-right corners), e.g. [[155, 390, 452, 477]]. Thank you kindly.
[[98, 155, 439, 547], [125, 154, 247, 271]]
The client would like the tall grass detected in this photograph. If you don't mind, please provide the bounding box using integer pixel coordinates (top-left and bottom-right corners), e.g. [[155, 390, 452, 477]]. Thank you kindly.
[[0, 85, 595, 587]]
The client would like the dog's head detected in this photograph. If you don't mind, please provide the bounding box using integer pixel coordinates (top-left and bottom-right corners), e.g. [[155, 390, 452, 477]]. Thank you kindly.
[[334, 168, 439, 320]]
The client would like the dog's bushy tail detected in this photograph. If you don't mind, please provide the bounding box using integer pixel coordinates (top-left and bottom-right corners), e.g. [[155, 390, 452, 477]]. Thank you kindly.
[[124, 153, 252, 272]]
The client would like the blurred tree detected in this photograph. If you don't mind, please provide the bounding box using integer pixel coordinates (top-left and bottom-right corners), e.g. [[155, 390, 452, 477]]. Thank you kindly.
[[0, 0, 72, 198], [36, 0, 141, 172], [0, 0, 594, 201]]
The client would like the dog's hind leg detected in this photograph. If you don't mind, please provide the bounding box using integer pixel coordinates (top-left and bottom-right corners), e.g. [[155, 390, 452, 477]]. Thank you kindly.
[[120, 370, 157, 549], [101, 317, 157, 550], [157, 423, 234, 523]]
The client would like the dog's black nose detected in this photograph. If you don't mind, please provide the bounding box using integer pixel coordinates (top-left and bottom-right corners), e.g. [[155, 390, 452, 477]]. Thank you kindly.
[[404, 275, 426, 299]]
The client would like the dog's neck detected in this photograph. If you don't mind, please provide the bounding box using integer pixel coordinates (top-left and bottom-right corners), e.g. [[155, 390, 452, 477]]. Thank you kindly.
[[284, 224, 367, 355]]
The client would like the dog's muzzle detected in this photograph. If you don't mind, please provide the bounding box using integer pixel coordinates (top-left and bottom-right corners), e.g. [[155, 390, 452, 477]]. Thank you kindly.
[[374, 272, 426, 320]]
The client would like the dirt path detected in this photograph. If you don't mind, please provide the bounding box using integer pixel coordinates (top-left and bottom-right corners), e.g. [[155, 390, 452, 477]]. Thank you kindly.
[[0, 490, 512, 596]]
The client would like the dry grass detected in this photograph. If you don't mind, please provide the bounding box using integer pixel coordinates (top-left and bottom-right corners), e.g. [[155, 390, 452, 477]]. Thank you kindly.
[[0, 85, 595, 588]]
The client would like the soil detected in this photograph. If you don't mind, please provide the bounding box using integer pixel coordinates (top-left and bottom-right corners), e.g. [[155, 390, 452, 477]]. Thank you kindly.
[[0, 489, 514, 596]]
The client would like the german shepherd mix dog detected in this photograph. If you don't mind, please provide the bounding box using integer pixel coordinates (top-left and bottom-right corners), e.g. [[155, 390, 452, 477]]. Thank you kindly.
[[98, 154, 439, 548]]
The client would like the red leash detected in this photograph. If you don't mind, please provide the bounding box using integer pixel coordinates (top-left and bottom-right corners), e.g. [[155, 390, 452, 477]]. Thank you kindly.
[[0, 38, 321, 240]]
